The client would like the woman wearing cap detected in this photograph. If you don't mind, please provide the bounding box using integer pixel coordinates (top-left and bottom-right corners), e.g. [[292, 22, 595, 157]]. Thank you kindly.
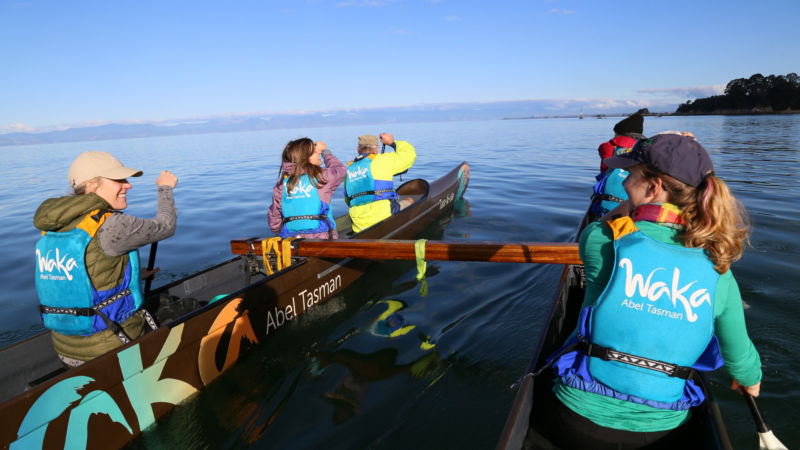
[[547, 133, 762, 448], [34, 151, 178, 367], [268, 138, 345, 239]]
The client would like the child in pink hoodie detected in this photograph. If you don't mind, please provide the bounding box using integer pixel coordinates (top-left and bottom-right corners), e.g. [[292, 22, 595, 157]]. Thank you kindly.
[[268, 138, 346, 239]]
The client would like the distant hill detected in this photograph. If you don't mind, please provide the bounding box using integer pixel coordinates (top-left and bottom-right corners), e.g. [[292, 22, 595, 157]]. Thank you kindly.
[[676, 73, 800, 114], [0, 99, 676, 146]]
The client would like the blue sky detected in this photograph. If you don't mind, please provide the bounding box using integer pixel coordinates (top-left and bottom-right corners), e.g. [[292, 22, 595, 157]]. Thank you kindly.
[[2, 0, 798, 133]]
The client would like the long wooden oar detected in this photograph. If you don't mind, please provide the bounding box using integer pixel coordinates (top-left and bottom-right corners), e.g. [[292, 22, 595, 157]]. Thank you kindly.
[[743, 391, 788, 450], [230, 238, 582, 265]]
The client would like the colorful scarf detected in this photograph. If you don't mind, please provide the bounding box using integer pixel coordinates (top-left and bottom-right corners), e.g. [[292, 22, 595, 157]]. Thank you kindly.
[[631, 203, 685, 229]]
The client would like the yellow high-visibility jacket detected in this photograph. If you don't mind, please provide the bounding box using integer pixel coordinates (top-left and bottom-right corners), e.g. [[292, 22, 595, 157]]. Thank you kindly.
[[347, 140, 416, 233]]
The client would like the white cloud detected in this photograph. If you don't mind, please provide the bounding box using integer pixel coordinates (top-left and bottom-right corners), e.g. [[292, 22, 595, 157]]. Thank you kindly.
[[444, 15, 460, 21], [0, 123, 35, 134], [638, 85, 725, 99]]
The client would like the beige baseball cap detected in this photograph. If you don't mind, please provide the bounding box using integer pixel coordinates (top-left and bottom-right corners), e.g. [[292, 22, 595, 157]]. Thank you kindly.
[[358, 134, 379, 148], [68, 151, 143, 188]]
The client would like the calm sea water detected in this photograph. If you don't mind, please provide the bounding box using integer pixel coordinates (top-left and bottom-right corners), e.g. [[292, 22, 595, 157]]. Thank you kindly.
[[1, 116, 798, 448]]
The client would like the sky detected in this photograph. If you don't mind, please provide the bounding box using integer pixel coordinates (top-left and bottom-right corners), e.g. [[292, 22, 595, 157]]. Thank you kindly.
[[1, 0, 799, 133]]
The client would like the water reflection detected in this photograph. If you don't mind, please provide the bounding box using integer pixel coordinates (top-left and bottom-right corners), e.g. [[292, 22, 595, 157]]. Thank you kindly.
[[312, 299, 442, 424]]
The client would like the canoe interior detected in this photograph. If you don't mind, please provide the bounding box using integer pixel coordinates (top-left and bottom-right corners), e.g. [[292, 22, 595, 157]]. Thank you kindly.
[[496, 212, 733, 450]]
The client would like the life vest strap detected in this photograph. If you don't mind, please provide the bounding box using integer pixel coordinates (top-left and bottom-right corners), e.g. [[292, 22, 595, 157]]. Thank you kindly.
[[39, 288, 132, 316], [345, 188, 394, 202], [591, 193, 626, 204], [283, 214, 327, 223], [282, 214, 334, 239], [39, 288, 139, 344], [579, 341, 696, 380]]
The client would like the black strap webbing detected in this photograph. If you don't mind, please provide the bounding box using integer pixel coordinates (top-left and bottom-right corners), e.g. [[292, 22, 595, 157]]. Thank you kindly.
[[39, 288, 132, 316], [283, 214, 327, 223], [345, 188, 394, 202], [281, 214, 335, 239], [39, 288, 137, 344], [579, 341, 696, 379], [591, 193, 625, 204]]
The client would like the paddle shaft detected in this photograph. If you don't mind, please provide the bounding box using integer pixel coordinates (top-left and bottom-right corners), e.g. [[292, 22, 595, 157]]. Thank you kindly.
[[230, 239, 581, 265], [744, 391, 770, 433], [741, 389, 789, 450], [144, 242, 158, 293]]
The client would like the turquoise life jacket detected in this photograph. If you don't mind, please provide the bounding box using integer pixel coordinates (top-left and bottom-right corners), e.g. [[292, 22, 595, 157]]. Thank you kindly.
[[35, 210, 143, 336], [280, 174, 334, 237], [592, 144, 634, 217], [344, 154, 397, 207], [553, 217, 723, 410], [591, 168, 630, 216]]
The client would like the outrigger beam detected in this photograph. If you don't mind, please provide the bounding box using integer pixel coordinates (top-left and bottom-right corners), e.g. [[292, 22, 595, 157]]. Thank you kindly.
[[231, 238, 582, 265]]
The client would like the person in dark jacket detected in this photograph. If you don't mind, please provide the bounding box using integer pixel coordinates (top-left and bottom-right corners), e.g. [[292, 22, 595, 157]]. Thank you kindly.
[[590, 114, 646, 219], [598, 113, 645, 172]]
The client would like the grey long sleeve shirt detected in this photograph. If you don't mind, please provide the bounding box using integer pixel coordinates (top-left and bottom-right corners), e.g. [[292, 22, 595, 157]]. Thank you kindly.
[[97, 186, 177, 257]]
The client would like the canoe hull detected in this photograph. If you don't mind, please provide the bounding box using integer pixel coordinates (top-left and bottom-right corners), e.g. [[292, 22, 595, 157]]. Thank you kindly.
[[0, 162, 470, 449]]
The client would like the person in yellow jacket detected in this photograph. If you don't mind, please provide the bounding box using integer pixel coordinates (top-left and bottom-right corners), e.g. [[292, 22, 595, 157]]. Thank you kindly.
[[344, 133, 416, 233]]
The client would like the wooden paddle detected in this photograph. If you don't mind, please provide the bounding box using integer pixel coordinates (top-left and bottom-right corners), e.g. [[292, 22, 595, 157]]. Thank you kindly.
[[230, 238, 582, 265]]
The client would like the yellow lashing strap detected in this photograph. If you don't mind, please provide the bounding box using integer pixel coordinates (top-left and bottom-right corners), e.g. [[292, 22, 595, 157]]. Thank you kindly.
[[415, 239, 428, 297], [262, 238, 280, 275], [281, 237, 296, 268], [261, 237, 297, 275]]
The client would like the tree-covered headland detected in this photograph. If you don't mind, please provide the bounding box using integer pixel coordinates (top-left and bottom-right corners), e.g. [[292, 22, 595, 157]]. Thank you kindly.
[[676, 73, 800, 114]]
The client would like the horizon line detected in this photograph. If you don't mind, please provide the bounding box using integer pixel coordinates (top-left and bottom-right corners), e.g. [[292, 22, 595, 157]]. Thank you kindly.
[[1, 97, 681, 136]]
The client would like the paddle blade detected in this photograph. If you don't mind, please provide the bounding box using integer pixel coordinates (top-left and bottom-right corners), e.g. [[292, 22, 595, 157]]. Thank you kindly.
[[743, 392, 788, 450], [758, 430, 788, 450]]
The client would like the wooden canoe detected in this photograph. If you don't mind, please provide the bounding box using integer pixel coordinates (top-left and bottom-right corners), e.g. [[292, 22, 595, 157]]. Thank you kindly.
[[495, 210, 733, 450], [0, 162, 470, 449]]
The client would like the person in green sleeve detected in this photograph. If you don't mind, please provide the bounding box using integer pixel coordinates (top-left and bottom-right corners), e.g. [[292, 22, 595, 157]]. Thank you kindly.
[[344, 132, 416, 233], [547, 132, 762, 449]]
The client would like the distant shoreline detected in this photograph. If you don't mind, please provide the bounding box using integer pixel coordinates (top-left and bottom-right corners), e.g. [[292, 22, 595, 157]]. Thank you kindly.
[[505, 110, 800, 120], [4, 109, 799, 147], [672, 109, 800, 116]]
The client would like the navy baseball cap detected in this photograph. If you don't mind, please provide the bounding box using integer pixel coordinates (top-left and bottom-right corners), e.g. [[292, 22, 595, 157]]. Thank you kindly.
[[603, 133, 715, 187]]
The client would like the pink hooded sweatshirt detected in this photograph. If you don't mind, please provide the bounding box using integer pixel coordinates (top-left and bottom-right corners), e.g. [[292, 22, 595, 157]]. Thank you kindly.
[[267, 151, 346, 239]]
